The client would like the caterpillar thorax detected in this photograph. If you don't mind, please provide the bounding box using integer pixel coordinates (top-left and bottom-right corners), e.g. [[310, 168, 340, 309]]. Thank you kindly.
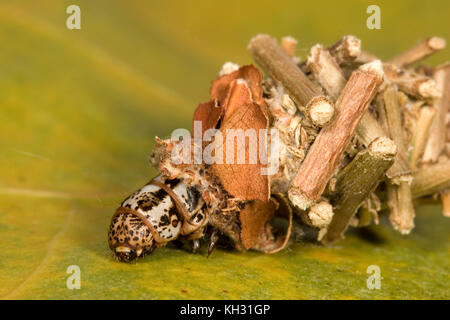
[[108, 175, 208, 262]]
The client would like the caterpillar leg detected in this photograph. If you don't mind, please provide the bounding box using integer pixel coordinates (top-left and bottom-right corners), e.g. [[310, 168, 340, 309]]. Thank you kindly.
[[207, 228, 220, 257], [192, 239, 201, 253]]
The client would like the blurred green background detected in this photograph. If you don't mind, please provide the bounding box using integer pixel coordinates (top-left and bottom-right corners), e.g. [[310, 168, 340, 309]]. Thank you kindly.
[[0, 0, 449, 299]]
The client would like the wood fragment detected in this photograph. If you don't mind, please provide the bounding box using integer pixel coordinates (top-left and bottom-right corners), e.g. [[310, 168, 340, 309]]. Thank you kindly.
[[377, 85, 416, 234], [248, 34, 335, 127], [409, 106, 436, 170], [305, 44, 406, 183], [381, 86, 410, 158], [356, 112, 388, 145], [357, 113, 411, 182], [422, 63, 450, 163], [387, 182, 415, 234], [388, 37, 446, 68], [375, 91, 412, 184], [288, 61, 384, 210], [299, 200, 334, 229], [411, 160, 450, 198], [384, 63, 441, 100], [307, 44, 346, 99], [321, 137, 396, 244], [306, 42, 409, 183], [327, 35, 361, 65], [281, 36, 298, 58]]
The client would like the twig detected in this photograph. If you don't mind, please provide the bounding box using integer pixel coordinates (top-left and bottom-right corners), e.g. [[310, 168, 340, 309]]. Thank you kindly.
[[376, 90, 412, 184], [299, 200, 334, 229], [321, 137, 396, 244], [306, 42, 410, 182], [307, 44, 346, 99], [378, 86, 410, 162], [356, 112, 410, 186], [248, 34, 335, 127], [388, 37, 446, 68], [377, 85, 416, 234], [411, 160, 450, 198], [288, 61, 384, 210], [409, 106, 436, 170], [305, 45, 399, 162], [281, 36, 298, 58], [327, 35, 361, 66], [422, 63, 450, 163], [383, 63, 441, 100], [387, 182, 416, 234]]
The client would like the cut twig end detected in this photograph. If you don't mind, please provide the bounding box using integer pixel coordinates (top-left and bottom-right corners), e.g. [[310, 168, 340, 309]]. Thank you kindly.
[[369, 136, 397, 159], [307, 96, 335, 127], [343, 35, 362, 59], [302, 201, 334, 229], [248, 33, 272, 51], [281, 36, 298, 58], [428, 36, 447, 50], [418, 79, 442, 99], [359, 60, 385, 83], [288, 188, 315, 211], [389, 211, 415, 235], [328, 35, 362, 65]]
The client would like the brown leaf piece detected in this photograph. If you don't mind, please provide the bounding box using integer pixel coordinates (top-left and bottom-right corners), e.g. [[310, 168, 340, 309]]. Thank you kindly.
[[240, 199, 277, 250], [210, 65, 265, 107], [192, 64, 269, 134], [239, 196, 293, 253], [192, 100, 222, 135], [222, 79, 253, 123], [193, 64, 271, 202], [212, 101, 269, 201]]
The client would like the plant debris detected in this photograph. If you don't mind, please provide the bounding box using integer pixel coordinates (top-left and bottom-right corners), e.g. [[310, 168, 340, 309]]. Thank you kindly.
[[109, 34, 450, 261]]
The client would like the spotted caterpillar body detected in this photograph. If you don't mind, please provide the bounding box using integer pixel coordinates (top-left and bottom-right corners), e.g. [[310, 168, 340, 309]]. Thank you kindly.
[[108, 175, 209, 262]]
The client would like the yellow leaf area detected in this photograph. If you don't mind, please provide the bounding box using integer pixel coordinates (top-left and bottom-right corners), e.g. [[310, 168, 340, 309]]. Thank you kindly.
[[0, 0, 449, 299]]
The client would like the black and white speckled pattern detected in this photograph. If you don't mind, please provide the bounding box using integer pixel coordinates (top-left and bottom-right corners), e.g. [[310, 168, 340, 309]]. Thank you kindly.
[[109, 175, 209, 260]]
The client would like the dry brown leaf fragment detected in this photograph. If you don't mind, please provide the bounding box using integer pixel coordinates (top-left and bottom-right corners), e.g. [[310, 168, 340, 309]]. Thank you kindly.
[[192, 64, 271, 202], [212, 102, 270, 201], [239, 199, 277, 250], [210, 65, 265, 107], [192, 100, 223, 135], [193, 64, 269, 135], [222, 79, 254, 123]]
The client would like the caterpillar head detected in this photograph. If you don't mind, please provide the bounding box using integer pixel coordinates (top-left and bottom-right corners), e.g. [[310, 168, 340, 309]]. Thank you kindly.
[[108, 207, 156, 262]]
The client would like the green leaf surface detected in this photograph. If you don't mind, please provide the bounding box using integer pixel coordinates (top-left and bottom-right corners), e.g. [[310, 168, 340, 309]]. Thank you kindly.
[[0, 0, 449, 299]]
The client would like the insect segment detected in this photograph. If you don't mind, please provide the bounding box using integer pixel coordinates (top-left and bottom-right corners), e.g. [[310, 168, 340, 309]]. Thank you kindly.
[[108, 175, 208, 262]]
